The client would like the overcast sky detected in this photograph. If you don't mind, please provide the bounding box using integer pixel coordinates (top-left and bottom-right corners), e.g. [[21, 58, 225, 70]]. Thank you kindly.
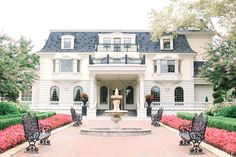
[[0, 0, 170, 51]]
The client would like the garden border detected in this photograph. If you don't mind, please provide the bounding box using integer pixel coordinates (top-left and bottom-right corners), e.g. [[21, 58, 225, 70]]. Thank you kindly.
[[160, 122, 234, 157], [1, 123, 73, 157]]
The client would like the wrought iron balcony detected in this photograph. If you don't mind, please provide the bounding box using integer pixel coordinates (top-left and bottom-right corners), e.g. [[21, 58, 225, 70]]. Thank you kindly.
[[95, 44, 138, 52], [89, 54, 145, 65]]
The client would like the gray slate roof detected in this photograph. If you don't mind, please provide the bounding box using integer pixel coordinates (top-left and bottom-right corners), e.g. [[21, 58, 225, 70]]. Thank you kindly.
[[40, 31, 195, 53]]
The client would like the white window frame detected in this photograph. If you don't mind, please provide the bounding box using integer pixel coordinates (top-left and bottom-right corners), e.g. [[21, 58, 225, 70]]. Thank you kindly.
[[160, 36, 173, 50], [61, 35, 75, 49]]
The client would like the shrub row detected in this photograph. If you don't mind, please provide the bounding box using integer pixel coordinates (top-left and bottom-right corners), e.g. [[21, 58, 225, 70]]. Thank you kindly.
[[205, 103, 236, 118], [176, 112, 236, 132], [0, 112, 56, 130]]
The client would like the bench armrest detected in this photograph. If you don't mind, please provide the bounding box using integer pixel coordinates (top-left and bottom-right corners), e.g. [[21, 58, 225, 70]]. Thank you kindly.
[[39, 123, 52, 133], [179, 122, 192, 133], [189, 131, 204, 141]]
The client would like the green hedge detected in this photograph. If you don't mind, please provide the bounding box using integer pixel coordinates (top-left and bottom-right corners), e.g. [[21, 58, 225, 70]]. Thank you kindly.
[[0, 112, 56, 130], [176, 112, 236, 132]]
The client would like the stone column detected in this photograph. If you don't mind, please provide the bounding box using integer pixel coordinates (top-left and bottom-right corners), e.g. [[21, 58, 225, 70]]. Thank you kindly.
[[137, 74, 146, 117], [88, 74, 96, 117]]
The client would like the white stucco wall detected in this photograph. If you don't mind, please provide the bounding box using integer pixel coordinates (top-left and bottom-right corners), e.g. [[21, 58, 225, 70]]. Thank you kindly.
[[194, 84, 213, 102]]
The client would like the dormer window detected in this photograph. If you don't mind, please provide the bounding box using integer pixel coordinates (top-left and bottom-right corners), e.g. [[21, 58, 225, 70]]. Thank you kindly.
[[163, 39, 170, 49], [61, 35, 75, 49], [103, 37, 111, 49], [160, 36, 173, 50]]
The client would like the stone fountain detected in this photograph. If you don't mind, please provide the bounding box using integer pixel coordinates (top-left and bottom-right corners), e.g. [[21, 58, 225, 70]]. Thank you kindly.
[[80, 88, 151, 136], [104, 88, 128, 129]]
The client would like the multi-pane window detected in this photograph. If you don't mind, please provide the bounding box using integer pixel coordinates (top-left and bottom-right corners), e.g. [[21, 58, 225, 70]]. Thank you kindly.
[[74, 86, 83, 101], [63, 38, 72, 49], [151, 87, 160, 102], [153, 60, 157, 73], [21, 90, 32, 102], [100, 86, 108, 104], [126, 86, 134, 104], [114, 38, 121, 52], [50, 86, 59, 102], [160, 60, 175, 73], [59, 59, 73, 72], [103, 37, 111, 51], [163, 39, 171, 49], [124, 37, 131, 49], [175, 87, 184, 103]]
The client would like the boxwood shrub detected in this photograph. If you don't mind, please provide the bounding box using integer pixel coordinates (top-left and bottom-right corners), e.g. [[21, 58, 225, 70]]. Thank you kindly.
[[176, 112, 236, 132], [0, 102, 20, 115], [0, 112, 56, 130]]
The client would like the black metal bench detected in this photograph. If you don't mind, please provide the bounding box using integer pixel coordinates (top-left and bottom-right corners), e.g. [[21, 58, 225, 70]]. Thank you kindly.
[[151, 107, 163, 126], [22, 113, 51, 152], [70, 107, 82, 126], [179, 113, 208, 153]]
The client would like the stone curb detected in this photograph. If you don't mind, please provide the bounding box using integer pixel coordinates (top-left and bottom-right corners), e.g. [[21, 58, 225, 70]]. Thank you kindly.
[[160, 123, 234, 157], [0, 123, 73, 157]]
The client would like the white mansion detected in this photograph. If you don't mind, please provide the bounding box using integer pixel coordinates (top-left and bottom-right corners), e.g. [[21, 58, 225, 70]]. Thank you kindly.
[[23, 29, 214, 117]]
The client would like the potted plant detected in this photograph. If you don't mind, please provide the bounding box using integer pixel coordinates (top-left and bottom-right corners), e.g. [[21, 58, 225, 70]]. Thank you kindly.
[[145, 94, 154, 106], [145, 94, 154, 117], [80, 93, 88, 116]]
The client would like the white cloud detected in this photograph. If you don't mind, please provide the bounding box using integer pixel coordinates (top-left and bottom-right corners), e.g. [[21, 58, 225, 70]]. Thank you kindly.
[[0, 0, 169, 51]]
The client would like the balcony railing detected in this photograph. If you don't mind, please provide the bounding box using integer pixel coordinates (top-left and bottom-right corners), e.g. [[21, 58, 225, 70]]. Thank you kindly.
[[96, 44, 138, 52], [89, 54, 145, 65]]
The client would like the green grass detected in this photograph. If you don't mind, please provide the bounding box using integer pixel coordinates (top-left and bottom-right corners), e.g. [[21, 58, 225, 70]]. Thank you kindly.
[[176, 112, 236, 132], [0, 112, 56, 130]]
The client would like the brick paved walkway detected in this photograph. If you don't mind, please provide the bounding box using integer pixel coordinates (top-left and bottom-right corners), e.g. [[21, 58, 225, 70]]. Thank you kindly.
[[12, 118, 218, 157]]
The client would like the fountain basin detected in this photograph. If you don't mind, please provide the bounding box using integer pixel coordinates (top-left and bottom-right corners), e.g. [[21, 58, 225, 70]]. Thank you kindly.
[[80, 128, 151, 136], [105, 110, 128, 116]]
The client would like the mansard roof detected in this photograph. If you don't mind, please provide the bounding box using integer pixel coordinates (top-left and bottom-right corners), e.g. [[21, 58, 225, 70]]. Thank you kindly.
[[39, 30, 195, 53]]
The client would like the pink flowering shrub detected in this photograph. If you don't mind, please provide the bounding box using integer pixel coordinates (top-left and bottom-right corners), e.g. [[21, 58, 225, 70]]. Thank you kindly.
[[0, 114, 72, 152], [161, 115, 236, 155]]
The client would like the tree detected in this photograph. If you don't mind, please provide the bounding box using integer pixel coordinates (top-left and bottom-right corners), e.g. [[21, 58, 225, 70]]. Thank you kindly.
[[200, 33, 236, 103], [150, 0, 236, 40], [0, 34, 39, 101]]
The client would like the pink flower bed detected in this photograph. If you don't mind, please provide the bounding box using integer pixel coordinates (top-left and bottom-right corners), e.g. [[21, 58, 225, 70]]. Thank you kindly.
[[0, 114, 72, 153], [161, 115, 236, 155]]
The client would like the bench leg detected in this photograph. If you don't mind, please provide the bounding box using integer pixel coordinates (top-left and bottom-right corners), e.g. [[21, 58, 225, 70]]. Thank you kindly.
[[40, 138, 50, 145], [179, 139, 190, 145], [190, 141, 202, 153], [153, 121, 160, 127], [26, 141, 38, 152]]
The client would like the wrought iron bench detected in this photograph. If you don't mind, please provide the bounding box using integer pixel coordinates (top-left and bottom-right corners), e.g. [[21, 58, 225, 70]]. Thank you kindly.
[[151, 107, 163, 126], [179, 113, 208, 153], [70, 107, 82, 126], [22, 113, 51, 152]]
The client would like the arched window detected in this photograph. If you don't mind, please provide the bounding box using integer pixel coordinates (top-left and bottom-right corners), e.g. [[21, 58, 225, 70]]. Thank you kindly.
[[126, 86, 134, 104], [175, 87, 184, 103], [73, 86, 83, 101], [151, 86, 160, 102], [100, 86, 108, 104], [50, 86, 59, 101]]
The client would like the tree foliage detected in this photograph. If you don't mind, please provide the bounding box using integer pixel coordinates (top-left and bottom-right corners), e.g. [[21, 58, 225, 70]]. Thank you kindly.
[[150, 0, 236, 40], [201, 34, 236, 103], [0, 34, 39, 101]]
